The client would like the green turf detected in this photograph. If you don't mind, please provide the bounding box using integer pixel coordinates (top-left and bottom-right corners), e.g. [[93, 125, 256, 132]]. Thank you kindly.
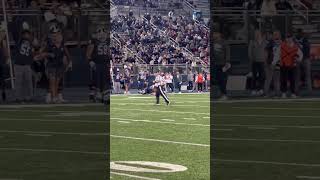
[[111, 94, 210, 180], [213, 101, 320, 180], [0, 104, 108, 180]]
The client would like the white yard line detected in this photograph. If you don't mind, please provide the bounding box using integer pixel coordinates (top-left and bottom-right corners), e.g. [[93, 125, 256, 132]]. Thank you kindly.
[[112, 103, 209, 108], [213, 137, 320, 144], [111, 108, 209, 115], [0, 103, 99, 108], [118, 121, 131, 124], [24, 134, 52, 137], [232, 106, 320, 111], [0, 130, 108, 136], [214, 98, 320, 103], [247, 127, 278, 130], [183, 118, 196, 120], [160, 119, 175, 122], [111, 118, 209, 127], [215, 114, 320, 119], [296, 176, 320, 179], [214, 124, 320, 129], [213, 159, 320, 167], [111, 172, 161, 180], [0, 118, 106, 123], [111, 135, 210, 147], [0, 147, 106, 155]]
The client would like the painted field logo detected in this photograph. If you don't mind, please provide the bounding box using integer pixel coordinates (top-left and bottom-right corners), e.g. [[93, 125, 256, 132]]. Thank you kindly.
[[110, 161, 188, 173]]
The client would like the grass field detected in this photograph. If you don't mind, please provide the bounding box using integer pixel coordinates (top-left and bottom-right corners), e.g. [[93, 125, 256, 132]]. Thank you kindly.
[[110, 93, 210, 180], [0, 104, 107, 180], [214, 99, 320, 180]]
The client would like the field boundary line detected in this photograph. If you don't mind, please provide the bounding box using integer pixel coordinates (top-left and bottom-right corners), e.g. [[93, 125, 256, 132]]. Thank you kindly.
[[214, 159, 320, 167], [111, 135, 210, 147], [111, 172, 161, 180], [214, 98, 320, 103]]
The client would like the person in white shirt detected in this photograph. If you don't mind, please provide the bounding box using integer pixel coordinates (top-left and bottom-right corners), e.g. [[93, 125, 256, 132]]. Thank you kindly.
[[166, 72, 174, 93], [154, 72, 170, 105]]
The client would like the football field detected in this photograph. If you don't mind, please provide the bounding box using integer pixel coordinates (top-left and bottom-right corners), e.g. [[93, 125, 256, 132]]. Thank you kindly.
[[111, 93, 210, 180], [214, 99, 320, 180], [0, 104, 107, 180]]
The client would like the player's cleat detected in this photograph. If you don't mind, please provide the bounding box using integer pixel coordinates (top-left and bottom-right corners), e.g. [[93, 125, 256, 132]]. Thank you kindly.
[[167, 101, 171, 106], [218, 95, 228, 101], [45, 93, 52, 104], [57, 93, 67, 103]]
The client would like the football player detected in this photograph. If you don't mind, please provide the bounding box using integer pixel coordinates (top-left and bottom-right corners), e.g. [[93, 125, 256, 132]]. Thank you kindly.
[[86, 26, 108, 102]]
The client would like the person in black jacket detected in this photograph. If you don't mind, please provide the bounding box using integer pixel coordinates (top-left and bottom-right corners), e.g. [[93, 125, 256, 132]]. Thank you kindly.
[[0, 28, 8, 103]]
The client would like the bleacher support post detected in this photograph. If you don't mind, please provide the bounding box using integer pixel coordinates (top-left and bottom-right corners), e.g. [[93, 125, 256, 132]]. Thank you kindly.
[[1, 0, 14, 89]]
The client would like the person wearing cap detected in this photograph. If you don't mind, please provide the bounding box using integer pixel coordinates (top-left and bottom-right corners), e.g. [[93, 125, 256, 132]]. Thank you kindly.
[[86, 27, 108, 102], [113, 68, 121, 94], [0, 24, 8, 103], [280, 33, 303, 98], [212, 31, 230, 100], [14, 29, 35, 103], [154, 71, 170, 105], [40, 23, 71, 103]]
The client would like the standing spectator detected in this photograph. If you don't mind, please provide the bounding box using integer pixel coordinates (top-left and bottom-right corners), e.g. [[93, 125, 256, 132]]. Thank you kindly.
[[196, 72, 204, 93], [113, 68, 121, 94], [175, 71, 182, 94], [14, 29, 34, 103], [264, 30, 282, 97], [280, 33, 302, 98], [248, 30, 268, 96], [138, 69, 146, 91], [295, 29, 312, 92], [166, 72, 174, 93], [0, 26, 8, 103], [213, 31, 230, 100], [187, 70, 193, 92]]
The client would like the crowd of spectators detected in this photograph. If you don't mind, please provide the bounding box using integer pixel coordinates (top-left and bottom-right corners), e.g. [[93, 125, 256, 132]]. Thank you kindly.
[[111, 11, 209, 65]]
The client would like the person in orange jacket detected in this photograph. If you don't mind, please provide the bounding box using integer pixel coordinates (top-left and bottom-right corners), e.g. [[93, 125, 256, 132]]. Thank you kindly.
[[280, 33, 303, 98]]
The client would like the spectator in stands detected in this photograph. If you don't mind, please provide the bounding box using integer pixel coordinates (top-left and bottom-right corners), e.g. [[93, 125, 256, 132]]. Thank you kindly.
[[175, 71, 182, 93], [14, 28, 35, 103], [248, 30, 268, 96], [295, 29, 312, 92], [187, 70, 193, 92], [0, 26, 8, 103], [213, 31, 230, 100], [275, 0, 293, 11], [280, 33, 302, 98], [113, 68, 122, 94], [264, 30, 282, 97]]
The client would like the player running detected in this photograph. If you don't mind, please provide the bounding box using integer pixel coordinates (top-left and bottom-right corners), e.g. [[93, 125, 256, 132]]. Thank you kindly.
[[154, 72, 170, 105]]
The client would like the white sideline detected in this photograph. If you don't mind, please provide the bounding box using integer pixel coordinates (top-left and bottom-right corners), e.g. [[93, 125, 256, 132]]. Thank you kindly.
[[214, 98, 320, 103], [214, 159, 320, 167], [111, 172, 161, 180], [113, 103, 209, 108], [111, 135, 210, 147], [296, 176, 320, 179]]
